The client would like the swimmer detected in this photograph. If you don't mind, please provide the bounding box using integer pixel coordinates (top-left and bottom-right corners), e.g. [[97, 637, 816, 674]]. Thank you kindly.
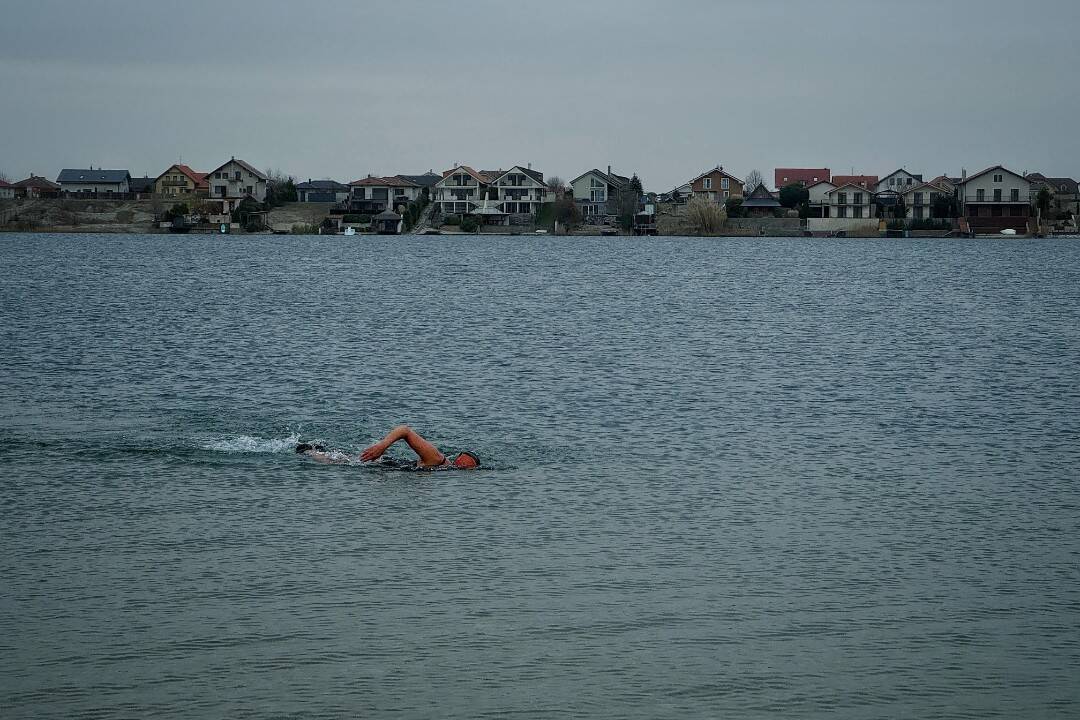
[[296, 426, 480, 469], [360, 425, 480, 469]]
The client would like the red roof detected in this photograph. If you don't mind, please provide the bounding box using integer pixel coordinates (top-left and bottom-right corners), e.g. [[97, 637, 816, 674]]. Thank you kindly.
[[775, 168, 831, 188], [439, 166, 503, 184], [832, 174, 878, 189], [14, 175, 61, 189], [0, 179, 13, 188], [158, 164, 209, 189]]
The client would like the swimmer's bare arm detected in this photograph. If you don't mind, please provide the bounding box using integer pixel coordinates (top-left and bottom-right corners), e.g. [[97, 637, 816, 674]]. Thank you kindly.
[[360, 425, 446, 466]]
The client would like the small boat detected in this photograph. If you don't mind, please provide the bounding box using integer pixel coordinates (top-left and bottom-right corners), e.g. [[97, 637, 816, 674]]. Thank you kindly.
[[1000, 228, 1017, 235], [534, 229, 548, 234], [343, 226, 356, 236]]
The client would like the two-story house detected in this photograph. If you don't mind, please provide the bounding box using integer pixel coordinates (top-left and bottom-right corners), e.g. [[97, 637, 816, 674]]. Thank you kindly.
[[492, 166, 550, 215], [690, 166, 744, 205], [206, 157, 268, 210], [828, 183, 875, 219], [571, 166, 630, 220], [901, 182, 951, 220], [958, 165, 1031, 233], [1026, 172, 1079, 219], [0, 179, 14, 200], [154, 164, 209, 197], [805, 180, 837, 217], [349, 176, 424, 214], [56, 168, 131, 195], [434, 166, 499, 216]]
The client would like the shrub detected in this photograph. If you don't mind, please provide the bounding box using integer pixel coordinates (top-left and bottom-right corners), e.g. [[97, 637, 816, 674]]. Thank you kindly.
[[685, 198, 726, 235], [444, 214, 462, 226], [460, 216, 479, 233]]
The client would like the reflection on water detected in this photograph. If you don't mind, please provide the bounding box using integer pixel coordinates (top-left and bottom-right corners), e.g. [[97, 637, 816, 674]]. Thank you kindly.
[[1, 234, 1078, 719]]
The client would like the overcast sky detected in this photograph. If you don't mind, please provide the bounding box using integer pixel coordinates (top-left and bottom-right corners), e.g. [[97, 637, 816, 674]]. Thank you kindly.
[[1, 0, 1077, 190]]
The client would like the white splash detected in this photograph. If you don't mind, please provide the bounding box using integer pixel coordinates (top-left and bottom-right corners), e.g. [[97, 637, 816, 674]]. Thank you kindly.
[[204, 432, 301, 454]]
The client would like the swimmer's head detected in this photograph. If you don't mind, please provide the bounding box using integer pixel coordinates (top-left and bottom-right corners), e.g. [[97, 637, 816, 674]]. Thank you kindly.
[[453, 451, 480, 469]]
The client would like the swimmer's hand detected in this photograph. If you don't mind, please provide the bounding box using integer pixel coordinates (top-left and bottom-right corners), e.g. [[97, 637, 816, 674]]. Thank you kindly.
[[360, 441, 389, 462]]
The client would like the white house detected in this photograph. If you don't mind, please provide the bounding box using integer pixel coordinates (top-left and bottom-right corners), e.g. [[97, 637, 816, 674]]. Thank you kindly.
[[828, 183, 875, 219], [492, 166, 550, 215], [434, 165, 496, 215], [571, 167, 629, 220], [0, 180, 14, 200], [876, 168, 923, 194], [206, 157, 268, 210], [56, 168, 131, 194], [805, 180, 836, 217], [957, 165, 1032, 232]]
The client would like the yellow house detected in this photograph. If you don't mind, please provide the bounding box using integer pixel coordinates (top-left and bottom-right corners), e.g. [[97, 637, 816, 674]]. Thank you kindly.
[[154, 164, 209, 197]]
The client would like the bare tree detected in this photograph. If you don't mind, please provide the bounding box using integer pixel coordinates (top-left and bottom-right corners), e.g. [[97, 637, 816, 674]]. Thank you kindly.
[[546, 175, 568, 197], [744, 169, 764, 193], [0, 169, 11, 183]]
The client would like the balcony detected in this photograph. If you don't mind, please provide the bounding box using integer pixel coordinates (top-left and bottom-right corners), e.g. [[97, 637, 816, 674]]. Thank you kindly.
[[965, 193, 1029, 204]]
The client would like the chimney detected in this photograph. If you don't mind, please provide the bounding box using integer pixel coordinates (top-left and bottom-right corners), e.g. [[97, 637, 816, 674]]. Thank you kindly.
[[608, 165, 611, 176]]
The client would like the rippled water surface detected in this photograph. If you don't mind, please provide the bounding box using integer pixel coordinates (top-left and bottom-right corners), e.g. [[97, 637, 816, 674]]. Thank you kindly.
[[2, 233, 1079, 718]]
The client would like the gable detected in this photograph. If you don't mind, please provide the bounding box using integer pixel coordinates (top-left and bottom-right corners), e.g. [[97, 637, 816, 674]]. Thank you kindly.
[[206, 159, 268, 180], [961, 165, 1027, 186], [493, 166, 547, 187]]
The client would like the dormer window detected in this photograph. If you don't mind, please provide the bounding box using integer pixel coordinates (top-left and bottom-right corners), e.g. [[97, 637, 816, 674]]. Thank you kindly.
[[993, 174, 1003, 182]]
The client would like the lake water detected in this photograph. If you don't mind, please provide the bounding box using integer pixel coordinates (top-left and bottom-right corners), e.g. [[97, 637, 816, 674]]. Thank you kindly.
[[1, 233, 1078, 719]]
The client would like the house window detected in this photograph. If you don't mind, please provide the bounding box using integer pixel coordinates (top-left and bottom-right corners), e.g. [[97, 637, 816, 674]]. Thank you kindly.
[[703, 178, 712, 189], [993, 174, 1003, 182], [994, 189, 1002, 202], [977, 189, 985, 201], [854, 193, 863, 204], [854, 206, 863, 218], [889, 178, 895, 186], [721, 179, 729, 190], [1010, 189, 1019, 201], [838, 206, 848, 218], [235, 171, 242, 181], [723, 190, 730, 199], [590, 189, 605, 202], [907, 178, 913, 185], [838, 193, 847, 205], [914, 192, 923, 205]]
